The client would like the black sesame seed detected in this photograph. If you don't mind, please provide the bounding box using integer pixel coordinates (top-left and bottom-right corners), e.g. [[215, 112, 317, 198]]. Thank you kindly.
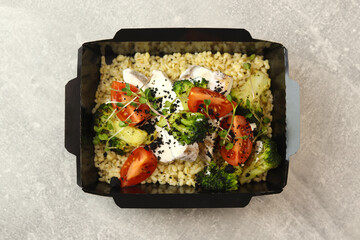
[[224, 165, 235, 173]]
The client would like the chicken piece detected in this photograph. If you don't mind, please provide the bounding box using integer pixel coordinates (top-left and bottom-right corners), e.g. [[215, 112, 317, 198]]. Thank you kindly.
[[147, 70, 183, 112], [122, 68, 148, 88], [198, 135, 216, 162], [180, 65, 233, 95], [198, 118, 222, 162], [153, 123, 199, 163], [210, 71, 233, 96]]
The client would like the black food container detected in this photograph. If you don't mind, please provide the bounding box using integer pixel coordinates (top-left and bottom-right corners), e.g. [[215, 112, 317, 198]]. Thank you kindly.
[[65, 28, 300, 208]]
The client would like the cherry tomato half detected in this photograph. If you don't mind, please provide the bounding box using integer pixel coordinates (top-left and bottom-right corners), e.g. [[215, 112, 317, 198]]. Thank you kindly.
[[120, 147, 157, 188], [188, 87, 234, 119], [111, 81, 150, 126], [220, 115, 253, 166]]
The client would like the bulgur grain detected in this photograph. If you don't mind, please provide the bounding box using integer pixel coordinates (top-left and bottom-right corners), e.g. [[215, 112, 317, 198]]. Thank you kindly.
[[93, 51, 272, 186]]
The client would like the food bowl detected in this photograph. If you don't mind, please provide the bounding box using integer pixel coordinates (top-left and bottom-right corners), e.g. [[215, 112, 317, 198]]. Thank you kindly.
[[65, 28, 300, 208]]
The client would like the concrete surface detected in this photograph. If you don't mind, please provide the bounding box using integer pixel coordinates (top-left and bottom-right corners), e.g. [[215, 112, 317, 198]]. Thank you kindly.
[[1, 0, 359, 239]]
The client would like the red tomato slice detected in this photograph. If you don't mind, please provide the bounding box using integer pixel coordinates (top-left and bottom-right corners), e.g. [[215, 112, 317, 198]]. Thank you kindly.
[[111, 81, 150, 126], [220, 115, 253, 166], [120, 147, 158, 188], [188, 87, 234, 119]]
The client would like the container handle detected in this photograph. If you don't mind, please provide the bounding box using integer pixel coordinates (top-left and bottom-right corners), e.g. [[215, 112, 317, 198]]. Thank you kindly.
[[113, 28, 253, 42], [65, 78, 81, 158], [285, 77, 300, 159]]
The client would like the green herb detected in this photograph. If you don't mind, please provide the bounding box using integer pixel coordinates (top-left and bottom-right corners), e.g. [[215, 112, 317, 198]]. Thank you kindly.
[[261, 126, 267, 132], [152, 102, 158, 109], [118, 121, 127, 127], [150, 111, 157, 116], [164, 101, 172, 108], [263, 117, 270, 124], [144, 88, 154, 101], [245, 112, 253, 119], [130, 102, 138, 107], [121, 84, 132, 96], [240, 135, 248, 140], [218, 101, 240, 149], [116, 102, 124, 107], [243, 63, 251, 70], [225, 142, 234, 150], [204, 99, 211, 106], [139, 97, 147, 104], [226, 95, 232, 102], [121, 88, 132, 96], [219, 130, 228, 138], [162, 109, 169, 115], [246, 99, 250, 108], [249, 54, 256, 60], [93, 137, 100, 145], [94, 126, 100, 132], [98, 133, 108, 141]]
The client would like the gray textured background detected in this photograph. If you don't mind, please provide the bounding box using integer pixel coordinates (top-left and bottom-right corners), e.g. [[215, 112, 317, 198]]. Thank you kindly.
[[1, 0, 360, 239]]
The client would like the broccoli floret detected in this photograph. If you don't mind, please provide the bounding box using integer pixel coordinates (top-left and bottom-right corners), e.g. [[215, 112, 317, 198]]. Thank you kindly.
[[239, 136, 281, 184], [196, 162, 239, 191], [235, 106, 263, 125], [172, 80, 193, 111], [157, 111, 209, 145], [107, 138, 128, 155], [93, 104, 150, 154], [230, 70, 270, 115], [172, 78, 208, 111], [192, 77, 209, 88], [93, 103, 116, 133]]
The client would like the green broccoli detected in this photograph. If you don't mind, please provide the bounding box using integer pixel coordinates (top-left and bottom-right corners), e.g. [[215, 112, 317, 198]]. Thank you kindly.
[[93, 103, 116, 134], [93, 104, 150, 153], [239, 136, 281, 184], [157, 110, 209, 145], [172, 78, 208, 111], [192, 77, 209, 88], [196, 162, 240, 191], [107, 138, 128, 155], [230, 70, 270, 116]]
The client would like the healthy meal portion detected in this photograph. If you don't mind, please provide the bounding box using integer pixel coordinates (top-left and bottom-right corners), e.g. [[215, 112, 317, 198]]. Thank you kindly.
[[92, 51, 281, 191]]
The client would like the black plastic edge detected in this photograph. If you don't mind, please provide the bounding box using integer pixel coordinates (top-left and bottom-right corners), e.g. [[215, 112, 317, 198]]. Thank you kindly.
[[65, 78, 81, 186], [113, 28, 253, 42], [111, 188, 252, 208], [65, 47, 82, 187], [65, 78, 81, 154]]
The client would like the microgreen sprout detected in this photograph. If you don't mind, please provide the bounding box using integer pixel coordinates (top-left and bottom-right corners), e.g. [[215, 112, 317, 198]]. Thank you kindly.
[[244, 107, 270, 143], [130, 102, 138, 107], [111, 82, 171, 129], [263, 117, 270, 124], [203, 99, 211, 106], [243, 62, 251, 70], [118, 121, 127, 127], [219, 96, 239, 149], [225, 142, 234, 150]]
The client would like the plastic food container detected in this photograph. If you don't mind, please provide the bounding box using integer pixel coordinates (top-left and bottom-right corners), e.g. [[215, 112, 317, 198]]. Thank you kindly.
[[65, 28, 300, 208]]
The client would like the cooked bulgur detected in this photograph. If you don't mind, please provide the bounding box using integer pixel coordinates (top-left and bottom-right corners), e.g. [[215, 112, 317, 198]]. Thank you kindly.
[[93, 51, 273, 186]]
